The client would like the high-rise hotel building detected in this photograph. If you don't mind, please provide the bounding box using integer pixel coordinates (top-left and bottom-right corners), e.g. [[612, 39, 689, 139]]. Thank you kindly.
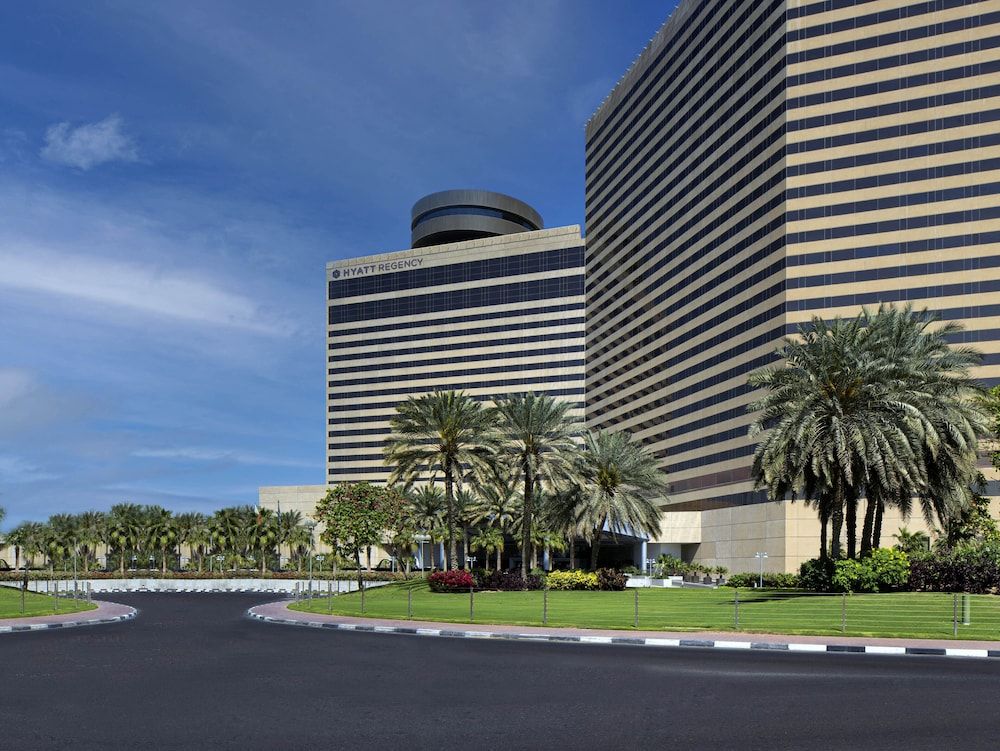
[[586, 0, 1000, 572], [326, 190, 586, 484]]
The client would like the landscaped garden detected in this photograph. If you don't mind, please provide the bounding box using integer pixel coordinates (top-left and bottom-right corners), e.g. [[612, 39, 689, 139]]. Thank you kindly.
[[289, 580, 1000, 641], [0, 585, 96, 619]]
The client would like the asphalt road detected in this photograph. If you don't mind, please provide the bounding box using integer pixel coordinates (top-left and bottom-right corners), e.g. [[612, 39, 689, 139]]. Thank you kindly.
[[3, 593, 1000, 750]]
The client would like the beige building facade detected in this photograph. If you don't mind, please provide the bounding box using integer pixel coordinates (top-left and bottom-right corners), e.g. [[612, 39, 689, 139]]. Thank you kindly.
[[586, 0, 1000, 573]]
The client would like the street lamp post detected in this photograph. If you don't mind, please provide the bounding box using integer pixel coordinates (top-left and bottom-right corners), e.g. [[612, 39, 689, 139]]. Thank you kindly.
[[645, 558, 656, 577], [466, 555, 476, 571], [215, 554, 224, 576], [754, 552, 769, 588], [305, 521, 317, 595]]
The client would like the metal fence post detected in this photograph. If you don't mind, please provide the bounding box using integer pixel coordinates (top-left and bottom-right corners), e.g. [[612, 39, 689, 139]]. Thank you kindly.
[[734, 588, 740, 630], [953, 593, 958, 637], [469, 586, 475, 622], [633, 587, 639, 629], [408, 587, 413, 619], [841, 593, 847, 634], [543, 587, 548, 626]]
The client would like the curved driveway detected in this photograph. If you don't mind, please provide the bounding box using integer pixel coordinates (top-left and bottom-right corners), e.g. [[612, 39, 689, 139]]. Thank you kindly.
[[2, 593, 1000, 750]]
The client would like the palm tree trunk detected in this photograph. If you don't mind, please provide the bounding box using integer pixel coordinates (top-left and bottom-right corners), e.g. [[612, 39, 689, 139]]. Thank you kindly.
[[846, 495, 858, 559], [445, 463, 457, 571], [569, 537, 576, 569], [589, 515, 607, 571], [819, 512, 828, 561], [860, 499, 876, 557], [520, 458, 534, 581], [872, 502, 884, 550], [463, 529, 469, 569], [830, 507, 844, 559], [496, 546, 501, 572]]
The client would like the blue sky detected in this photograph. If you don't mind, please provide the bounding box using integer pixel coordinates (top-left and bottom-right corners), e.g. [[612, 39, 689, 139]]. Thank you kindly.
[[0, 0, 677, 525]]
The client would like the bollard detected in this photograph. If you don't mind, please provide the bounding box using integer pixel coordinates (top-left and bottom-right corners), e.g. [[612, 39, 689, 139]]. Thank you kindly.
[[841, 593, 847, 634], [543, 587, 548, 626], [734, 588, 740, 629], [470, 586, 475, 622], [963, 593, 971, 626], [408, 587, 413, 619], [953, 593, 958, 637], [633, 588, 639, 629]]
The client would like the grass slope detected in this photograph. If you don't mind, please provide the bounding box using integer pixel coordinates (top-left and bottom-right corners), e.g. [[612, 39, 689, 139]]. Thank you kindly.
[[0, 585, 98, 619], [290, 580, 1000, 641]]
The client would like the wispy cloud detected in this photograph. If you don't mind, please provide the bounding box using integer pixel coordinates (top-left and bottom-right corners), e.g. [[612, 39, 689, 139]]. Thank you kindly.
[[0, 247, 288, 334], [133, 447, 317, 469], [41, 114, 138, 170], [0, 455, 58, 483]]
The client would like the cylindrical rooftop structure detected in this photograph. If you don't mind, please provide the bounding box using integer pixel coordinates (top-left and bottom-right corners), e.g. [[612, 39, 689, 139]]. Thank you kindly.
[[411, 189, 543, 248]]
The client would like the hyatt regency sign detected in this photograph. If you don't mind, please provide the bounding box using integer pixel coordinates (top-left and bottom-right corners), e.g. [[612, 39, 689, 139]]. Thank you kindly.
[[331, 257, 424, 279]]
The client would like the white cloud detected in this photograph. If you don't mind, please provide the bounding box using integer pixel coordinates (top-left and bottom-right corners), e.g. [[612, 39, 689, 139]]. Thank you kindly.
[[0, 455, 58, 483], [0, 246, 289, 334], [41, 114, 138, 170], [133, 447, 316, 469], [0, 368, 35, 409]]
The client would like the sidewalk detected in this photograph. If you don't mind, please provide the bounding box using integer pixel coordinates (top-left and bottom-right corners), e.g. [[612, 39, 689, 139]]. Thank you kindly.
[[0, 600, 136, 633], [248, 599, 1000, 659]]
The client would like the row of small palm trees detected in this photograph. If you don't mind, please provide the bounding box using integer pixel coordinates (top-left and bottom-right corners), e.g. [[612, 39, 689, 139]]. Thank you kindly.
[[384, 392, 670, 579], [3, 504, 319, 574], [750, 305, 990, 560]]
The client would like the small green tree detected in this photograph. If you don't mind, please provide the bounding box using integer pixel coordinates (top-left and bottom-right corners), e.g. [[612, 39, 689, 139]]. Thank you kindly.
[[314, 483, 405, 592]]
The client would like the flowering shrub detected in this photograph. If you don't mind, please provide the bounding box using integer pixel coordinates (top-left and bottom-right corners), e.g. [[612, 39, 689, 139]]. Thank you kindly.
[[909, 543, 1000, 593], [725, 572, 800, 589], [546, 570, 599, 590], [595, 568, 628, 591], [427, 569, 475, 592], [474, 569, 543, 591]]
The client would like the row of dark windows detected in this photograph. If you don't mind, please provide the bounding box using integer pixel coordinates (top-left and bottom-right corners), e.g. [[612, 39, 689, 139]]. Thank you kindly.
[[330, 315, 585, 351], [589, 324, 785, 408], [327, 399, 587, 425], [788, 230, 1000, 267], [327, 389, 586, 413], [789, 80, 1000, 133], [787, 1, 985, 42], [328, 374, 584, 401], [787, 105, 1000, 155], [587, 90, 784, 269], [329, 467, 391, 475], [587, 0, 778, 163], [788, 204, 1000, 244], [329, 345, 585, 374], [788, 31, 1000, 88], [789, 279, 1000, 313], [330, 332, 583, 363], [329, 453, 390, 463], [329, 428, 390, 438], [787, 155, 1000, 199], [411, 205, 537, 232], [788, 179, 1000, 222], [786, 4, 994, 64], [789, 254, 1000, 289], [787, 131, 1000, 178], [328, 276, 584, 325], [788, 57, 1000, 110], [586, 37, 785, 220], [329, 303, 584, 339], [328, 247, 583, 300], [667, 443, 756, 475], [328, 359, 585, 388]]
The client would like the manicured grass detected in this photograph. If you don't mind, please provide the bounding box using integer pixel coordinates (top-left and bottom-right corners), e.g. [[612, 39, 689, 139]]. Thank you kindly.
[[0, 585, 97, 619], [289, 580, 1000, 641]]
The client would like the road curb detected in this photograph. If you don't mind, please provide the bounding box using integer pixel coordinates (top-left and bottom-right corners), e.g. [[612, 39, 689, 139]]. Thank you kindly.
[[246, 605, 1000, 659], [0, 604, 137, 634]]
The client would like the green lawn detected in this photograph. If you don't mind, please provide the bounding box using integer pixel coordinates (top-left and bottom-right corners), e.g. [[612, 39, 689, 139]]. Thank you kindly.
[[289, 581, 1000, 641], [0, 585, 97, 619]]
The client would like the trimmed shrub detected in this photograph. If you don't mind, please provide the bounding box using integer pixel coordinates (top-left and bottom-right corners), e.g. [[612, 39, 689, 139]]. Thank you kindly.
[[827, 549, 910, 593], [474, 569, 543, 591], [725, 572, 799, 588], [595, 568, 627, 591], [427, 569, 475, 593], [546, 570, 599, 590], [909, 542, 1000, 594], [799, 557, 836, 592]]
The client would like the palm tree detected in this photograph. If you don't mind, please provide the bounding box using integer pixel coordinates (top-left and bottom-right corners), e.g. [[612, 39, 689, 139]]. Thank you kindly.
[[453, 488, 478, 567], [469, 527, 504, 571], [573, 429, 666, 570], [495, 392, 581, 580], [276, 510, 304, 570], [749, 306, 987, 559], [407, 485, 446, 571], [252, 508, 279, 574], [108, 503, 142, 574], [386, 391, 500, 570], [75, 511, 106, 572], [174, 512, 209, 571]]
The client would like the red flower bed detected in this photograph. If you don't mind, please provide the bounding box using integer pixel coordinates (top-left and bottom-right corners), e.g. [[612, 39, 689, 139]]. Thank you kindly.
[[427, 569, 475, 592]]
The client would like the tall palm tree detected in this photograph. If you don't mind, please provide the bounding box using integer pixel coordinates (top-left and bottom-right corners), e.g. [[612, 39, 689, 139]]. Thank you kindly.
[[749, 306, 986, 559], [495, 392, 581, 580], [13, 522, 47, 570], [108, 503, 142, 574], [574, 429, 667, 570], [407, 485, 446, 571], [453, 488, 478, 568], [386, 391, 501, 570], [76, 511, 106, 572], [252, 508, 279, 574], [276, 510, 304, 570], [469, 527, 504, 571]]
